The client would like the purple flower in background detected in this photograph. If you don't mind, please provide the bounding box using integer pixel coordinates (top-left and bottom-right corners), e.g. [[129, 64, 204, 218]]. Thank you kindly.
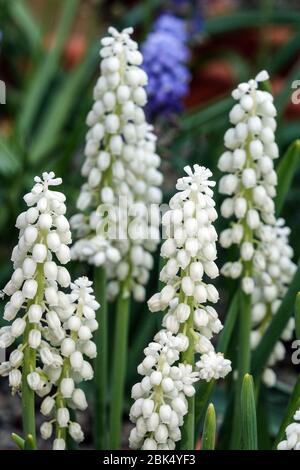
[[141, 13, 190, 118]]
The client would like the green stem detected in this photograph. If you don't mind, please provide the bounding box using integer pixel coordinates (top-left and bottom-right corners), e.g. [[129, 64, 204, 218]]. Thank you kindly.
[[180, 304, 195, 450], [21, 327, 36, 445], [109, 289, 130, 450], [21, 263, 44, 449], [230, 291, 252, 449], [94, 266, 108, 449]]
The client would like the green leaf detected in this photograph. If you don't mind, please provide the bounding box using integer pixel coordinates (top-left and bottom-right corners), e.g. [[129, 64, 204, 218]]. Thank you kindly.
[[0, 137, 21, 175], [257, 393, 272, 450], [231, 291, 252, 449], [252, 260, 300, 376], [194, 293, 238, 439], [121, 0, 160, 29], [274, 376, 300, 448], [202, 403, 216, 450], [277, 121, 300, 147], [205, 10, 300, 36], [268, 31, 300, 74], [194, 380, 215, 435], [295, 293, 300, 341], [11, 433, 25, 450], [241, 374, 258, 450], [180, 97, 233, 133], [18, 0, 80, 141], [24, 434, 36, 450], [217, 292, 239, 354], [275, 140, 300, 215], [8, 0, 41, 52], [29, 42, 98, 165]]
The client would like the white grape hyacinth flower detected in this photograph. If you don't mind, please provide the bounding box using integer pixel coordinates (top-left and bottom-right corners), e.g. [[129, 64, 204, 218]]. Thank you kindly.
[[249, 219, 296, 387], [0, 172, 72, 396], [277, 409, 300, 450], [148, 165, 230, 359], [218, 72, 296, 387], [219, 70, 278, 294], [0, 173, 99, 449], [129, 330, 198, 450], [129, 165, 231, 450], [40, 276, 99, 450], [71, 26, 163, 302]]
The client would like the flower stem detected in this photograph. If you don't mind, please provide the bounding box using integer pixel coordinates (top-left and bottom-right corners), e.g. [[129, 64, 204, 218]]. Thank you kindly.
[[21, 263, 44, 449], [21, 323, 36, 447], [231, 290, 252, 449], [109, 288, 130, 450], [94, 266, 108, 449], [180, 302, 195, 450]]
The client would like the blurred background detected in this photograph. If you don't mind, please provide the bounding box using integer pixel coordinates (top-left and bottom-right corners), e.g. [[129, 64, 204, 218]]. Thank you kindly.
[[1, 0, 300, 449]]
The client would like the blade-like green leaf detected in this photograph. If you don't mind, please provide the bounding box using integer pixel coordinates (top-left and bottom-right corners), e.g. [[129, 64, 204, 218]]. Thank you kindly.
[[217, 292, 239, 354], [202, 403, 216, 450], [274, 376, 300, 448], [268, 31, 300, 74], [8, 0, 41, 52], [194, 293, 238, 437], [275, 140, 300, 215], [29, 42, 98, 165], [277, 121, 300, 147], [241, 374, 258, 450], [18, 0, 80, 141], [180, 97, 233, 133], [295, 292, 300, 341], [205, 10, 300, 36], [231, 291, 251, 449], [0, 137, 21, 176], [194, 380, 215, 436], [121, 0, 160, 29], [24, 434, 36, 450], [252, 260, 300, 376], [11, 433, 25, 450]]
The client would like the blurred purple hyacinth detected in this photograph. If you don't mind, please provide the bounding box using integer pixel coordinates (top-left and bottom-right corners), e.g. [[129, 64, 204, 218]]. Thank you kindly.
[[141, 13, 190, 118]]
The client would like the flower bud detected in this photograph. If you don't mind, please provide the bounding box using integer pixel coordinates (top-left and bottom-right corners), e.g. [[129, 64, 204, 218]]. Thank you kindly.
[[40, 422, 53, 440], [28, 329, 41, 349], [57, 407, 70, 427], [28, 304, 43, 323], [32, 243, 47, 263], [69, 422, 84, 443], [53, 438, 66, 450], [72, 388, 88, 410], [27, 371, 41, 391], [60, 378, 75, 398]]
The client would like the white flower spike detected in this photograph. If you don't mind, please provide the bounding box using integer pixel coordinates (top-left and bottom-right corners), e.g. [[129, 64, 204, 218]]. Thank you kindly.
[[218, 71, 296, 386], [71, 26, 163, 301], [0, 173, 99, 449], [129, 165, 231, 449]]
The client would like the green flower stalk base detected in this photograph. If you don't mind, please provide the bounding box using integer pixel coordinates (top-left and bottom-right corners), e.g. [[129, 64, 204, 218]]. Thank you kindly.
[[21, 324, 37, 447], [231, 291, 252, 449], [180, 301, 195, 450], [94, 266, 108, 449], [21, 263, 44, 449], [109, 288, 131, 450]]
